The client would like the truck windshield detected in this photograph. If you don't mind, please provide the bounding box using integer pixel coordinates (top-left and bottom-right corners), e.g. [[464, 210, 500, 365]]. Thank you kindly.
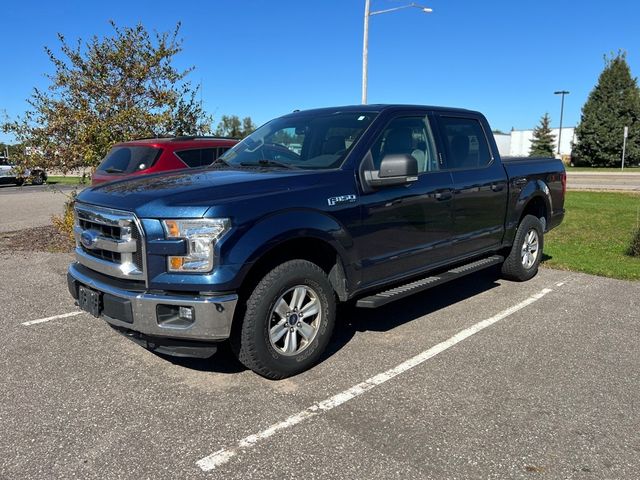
[[97, 146, 162, 174], [218, 112, 376, 170]]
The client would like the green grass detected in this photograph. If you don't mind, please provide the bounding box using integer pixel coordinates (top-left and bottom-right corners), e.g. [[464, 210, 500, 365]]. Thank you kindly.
[[46, 175, 89, 185], [543, 191, 640, 280], [566, 166, 640, 173]]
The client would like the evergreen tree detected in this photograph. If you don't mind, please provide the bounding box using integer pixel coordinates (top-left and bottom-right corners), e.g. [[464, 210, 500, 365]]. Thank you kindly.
[[530, 113, 556, 157], [574, 52, 640, 167]]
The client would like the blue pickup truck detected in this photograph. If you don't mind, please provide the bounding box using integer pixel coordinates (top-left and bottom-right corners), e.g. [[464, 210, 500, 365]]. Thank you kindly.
[[67, 105, 565, 379]]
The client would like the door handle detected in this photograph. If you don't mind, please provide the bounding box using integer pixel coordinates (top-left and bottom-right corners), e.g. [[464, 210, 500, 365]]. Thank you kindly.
[[435, 190, 452, 201], [491, 183, 505, 192]]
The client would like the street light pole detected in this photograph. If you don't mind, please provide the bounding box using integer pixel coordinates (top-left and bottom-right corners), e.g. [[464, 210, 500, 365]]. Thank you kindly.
[[362, 0, 371, 105], [554, 90, 569, 156], [361, 2, 432, 104]]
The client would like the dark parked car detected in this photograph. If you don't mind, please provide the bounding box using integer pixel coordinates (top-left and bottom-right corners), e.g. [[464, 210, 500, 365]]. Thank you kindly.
[[91, 136, 238, 185], [68, 105, 565, 379]]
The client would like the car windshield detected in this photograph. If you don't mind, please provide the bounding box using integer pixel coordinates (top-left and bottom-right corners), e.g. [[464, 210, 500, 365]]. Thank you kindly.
[[97, 146, 162, 174], [219, 112, 376, 170]]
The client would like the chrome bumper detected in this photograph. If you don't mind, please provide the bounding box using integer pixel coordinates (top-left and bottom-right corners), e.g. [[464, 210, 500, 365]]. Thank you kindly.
[[67, 262, 237, 342]]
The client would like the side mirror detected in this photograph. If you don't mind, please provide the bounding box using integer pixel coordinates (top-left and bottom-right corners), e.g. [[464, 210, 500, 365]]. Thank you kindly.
[[364, 154, 418, 188]]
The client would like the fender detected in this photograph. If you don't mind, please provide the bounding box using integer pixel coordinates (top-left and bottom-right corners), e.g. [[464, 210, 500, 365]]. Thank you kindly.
[[504, 179, 552, 245], [219, 208, 356, 287]]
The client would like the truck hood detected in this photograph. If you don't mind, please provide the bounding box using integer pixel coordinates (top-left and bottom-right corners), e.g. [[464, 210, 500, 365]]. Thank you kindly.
[[76, 168, 318, 218]]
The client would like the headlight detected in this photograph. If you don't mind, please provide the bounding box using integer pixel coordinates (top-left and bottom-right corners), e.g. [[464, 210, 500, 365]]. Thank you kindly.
[[162, 219, 230, 273]]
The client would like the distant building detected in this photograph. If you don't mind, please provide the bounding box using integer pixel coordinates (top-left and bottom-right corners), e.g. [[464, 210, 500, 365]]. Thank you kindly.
[[493, 127, 576, 158]]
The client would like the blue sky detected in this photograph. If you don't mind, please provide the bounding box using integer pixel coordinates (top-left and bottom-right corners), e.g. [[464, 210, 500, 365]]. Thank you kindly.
[[1, 0, 639, 142]]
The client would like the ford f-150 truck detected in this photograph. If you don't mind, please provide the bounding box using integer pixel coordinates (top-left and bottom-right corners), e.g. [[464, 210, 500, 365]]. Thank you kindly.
[[67, 105, 565, 379]]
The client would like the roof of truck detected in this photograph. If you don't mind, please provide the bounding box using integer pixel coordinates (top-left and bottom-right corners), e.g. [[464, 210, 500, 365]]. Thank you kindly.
[[281, 104, 480, 118]]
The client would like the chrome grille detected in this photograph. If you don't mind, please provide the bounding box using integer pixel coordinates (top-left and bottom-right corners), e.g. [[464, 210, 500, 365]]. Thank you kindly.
[[74, 203, 146, 283]]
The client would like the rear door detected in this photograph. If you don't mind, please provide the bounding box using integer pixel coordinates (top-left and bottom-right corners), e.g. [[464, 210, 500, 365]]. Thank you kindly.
[[356, 112, 454, 287], [434, 114, 508, 257]]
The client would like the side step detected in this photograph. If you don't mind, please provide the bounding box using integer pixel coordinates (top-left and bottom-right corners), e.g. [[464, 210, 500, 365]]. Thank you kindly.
[[356, 255, 504, 308]]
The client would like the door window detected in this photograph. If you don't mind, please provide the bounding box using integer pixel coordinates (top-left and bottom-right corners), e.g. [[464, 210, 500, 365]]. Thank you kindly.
[[439, 117, 492, 169], [370, 116, 438, 173]]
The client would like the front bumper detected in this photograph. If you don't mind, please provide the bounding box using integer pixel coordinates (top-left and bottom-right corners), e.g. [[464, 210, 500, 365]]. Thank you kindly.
[[67, 262, 238, 344]]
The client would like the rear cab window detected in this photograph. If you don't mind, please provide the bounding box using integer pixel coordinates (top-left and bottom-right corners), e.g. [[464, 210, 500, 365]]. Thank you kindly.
[[176, 148, 227, 168], [438, 116, 492, 169], [97, 146, 162, 174]]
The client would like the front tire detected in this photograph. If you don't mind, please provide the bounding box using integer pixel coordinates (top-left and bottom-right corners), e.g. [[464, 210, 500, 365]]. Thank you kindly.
[[501, 214, 544, 281], [236, 259, 336, 379]]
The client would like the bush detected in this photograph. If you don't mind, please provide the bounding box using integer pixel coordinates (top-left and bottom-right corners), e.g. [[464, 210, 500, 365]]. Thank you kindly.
[[629, 227, 640, 257], [52, 190, 77, 242]]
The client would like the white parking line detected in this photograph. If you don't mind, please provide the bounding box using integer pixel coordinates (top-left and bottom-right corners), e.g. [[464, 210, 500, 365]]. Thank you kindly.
[[196, 285, 556, 472], [21, 311, 83, 326]]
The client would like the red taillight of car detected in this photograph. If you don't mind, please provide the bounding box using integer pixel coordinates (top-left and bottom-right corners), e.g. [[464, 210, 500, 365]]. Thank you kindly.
[[561, 171, 567, 195]]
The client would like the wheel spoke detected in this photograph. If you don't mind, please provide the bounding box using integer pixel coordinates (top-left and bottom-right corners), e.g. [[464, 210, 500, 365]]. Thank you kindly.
[[284, 330, 298, 353], [290, 287, 307, 310], [297, 321, 315, 340], [300, 297, 319, 317], [274, 298, 289, 320], [270, 321, 287, 343]]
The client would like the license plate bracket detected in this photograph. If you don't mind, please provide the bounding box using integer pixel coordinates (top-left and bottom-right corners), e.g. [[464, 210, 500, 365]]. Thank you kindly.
[[78, 285, 102, 318]]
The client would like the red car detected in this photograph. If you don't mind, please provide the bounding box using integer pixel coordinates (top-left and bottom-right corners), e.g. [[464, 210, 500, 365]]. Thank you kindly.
[[92, 136, 238, 185]]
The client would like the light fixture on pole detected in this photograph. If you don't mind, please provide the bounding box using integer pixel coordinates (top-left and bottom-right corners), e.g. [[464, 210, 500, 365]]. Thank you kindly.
[[362, 1, 433, 104], [554, 90, 569, 156]]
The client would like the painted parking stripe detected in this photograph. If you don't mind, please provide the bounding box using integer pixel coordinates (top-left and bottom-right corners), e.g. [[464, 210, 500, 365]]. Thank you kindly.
[[196, 286, 556, 472], [21, 311, 83, 326]]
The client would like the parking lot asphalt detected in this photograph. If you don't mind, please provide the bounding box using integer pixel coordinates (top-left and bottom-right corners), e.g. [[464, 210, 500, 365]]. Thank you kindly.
[[0, 184, 81, 232], [0, 251, 639, 479], [566, 172, 640, 191]]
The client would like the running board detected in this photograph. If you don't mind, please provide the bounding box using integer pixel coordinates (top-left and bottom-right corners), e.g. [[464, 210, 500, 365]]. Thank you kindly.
[[356, 255, 504, 308]]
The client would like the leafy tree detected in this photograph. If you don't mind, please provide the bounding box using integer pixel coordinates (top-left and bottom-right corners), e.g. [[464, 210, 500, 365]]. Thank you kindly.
[[215, 115, 256, 138], [0, 142, 23, 158], [2, 21, 212, 173], [242, 117, 257, 136], [529, 113, 556, 157], [574, 52, 640, 167]]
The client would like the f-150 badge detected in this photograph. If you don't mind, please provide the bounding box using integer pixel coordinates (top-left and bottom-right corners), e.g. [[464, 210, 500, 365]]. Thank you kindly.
[[327, 194, 357, 206]]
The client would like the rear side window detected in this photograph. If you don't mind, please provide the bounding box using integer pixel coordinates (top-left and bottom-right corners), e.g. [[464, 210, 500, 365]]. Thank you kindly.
[[176, 148, 220, 168], [439, 117, 492, 169], [97, 146, 161, 174]]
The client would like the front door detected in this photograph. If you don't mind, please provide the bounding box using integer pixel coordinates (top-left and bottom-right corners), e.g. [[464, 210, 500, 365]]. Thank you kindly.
[[354, 114, 454, 288]]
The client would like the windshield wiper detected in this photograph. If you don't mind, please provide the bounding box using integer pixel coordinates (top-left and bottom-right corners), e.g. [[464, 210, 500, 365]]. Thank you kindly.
[[211, 158, 230, 167], [104, 167, 125, 173], [240, 160, 297, 169]]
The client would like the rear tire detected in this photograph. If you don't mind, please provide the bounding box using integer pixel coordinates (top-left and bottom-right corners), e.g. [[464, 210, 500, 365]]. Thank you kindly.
[[501, 214, 544, 281], [31, 172, 44, 185], [236, 259, 336, 379]]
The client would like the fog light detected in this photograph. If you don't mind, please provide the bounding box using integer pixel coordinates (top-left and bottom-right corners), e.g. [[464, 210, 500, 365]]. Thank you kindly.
[[156, 304, 195, 328], [179, 306, 194, 321]]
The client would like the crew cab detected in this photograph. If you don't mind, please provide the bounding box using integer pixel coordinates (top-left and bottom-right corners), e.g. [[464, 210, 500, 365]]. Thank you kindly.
[[67, 105, 565, 379], [91, 136, 238, 185], [0, 157, 47, 186]]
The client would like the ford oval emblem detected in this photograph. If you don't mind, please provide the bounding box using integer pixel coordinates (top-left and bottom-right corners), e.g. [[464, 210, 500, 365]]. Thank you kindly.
[[80, 230, 99, 249]]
